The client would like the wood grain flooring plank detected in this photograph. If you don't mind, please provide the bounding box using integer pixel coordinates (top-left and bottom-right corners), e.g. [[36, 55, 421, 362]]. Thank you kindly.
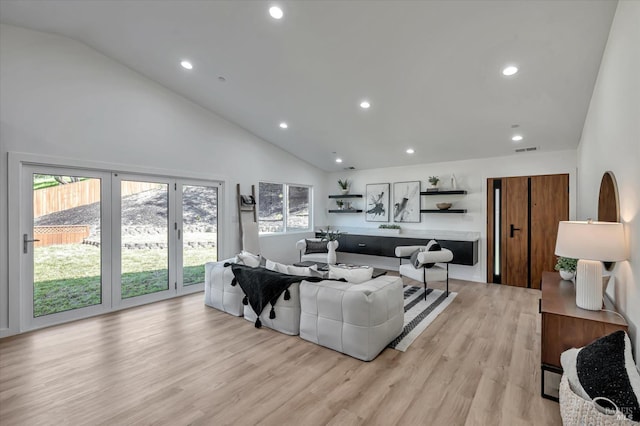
[[0, 277, 561, 425]]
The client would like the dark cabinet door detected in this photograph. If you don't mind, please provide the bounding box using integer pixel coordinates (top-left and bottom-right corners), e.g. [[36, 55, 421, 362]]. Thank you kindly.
[[330, 234, 478, 266]]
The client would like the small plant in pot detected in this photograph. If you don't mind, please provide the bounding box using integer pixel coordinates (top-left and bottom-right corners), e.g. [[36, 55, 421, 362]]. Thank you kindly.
[[338, 179, 350, 195], [336, 200, 344, 210], [428, 176, 440, 189], [555, 256, 578, 280]]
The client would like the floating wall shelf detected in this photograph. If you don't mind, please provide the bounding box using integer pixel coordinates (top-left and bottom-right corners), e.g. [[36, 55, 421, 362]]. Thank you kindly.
[[420, 190, 467, 196], [420, 209, 467, 214], [328, 194, 363, 199], [328, 209, 363, 213]]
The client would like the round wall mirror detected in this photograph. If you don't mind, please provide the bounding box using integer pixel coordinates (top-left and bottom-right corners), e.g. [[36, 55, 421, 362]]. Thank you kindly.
[[598, 171, 620, 271]]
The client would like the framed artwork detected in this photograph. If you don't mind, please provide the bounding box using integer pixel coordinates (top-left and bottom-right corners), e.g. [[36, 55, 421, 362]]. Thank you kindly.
[[365, 183, 390, 222], [393, 181, 421, 223]]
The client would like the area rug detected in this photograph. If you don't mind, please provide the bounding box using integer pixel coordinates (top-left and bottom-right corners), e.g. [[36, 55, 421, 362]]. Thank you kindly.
[[388, 285, 457, 352]]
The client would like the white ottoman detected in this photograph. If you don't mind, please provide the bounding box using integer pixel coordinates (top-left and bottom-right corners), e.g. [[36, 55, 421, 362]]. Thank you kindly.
[[244, 282, 301, 336], [204, 258, 245, 316], [299, 276, 404, 361]]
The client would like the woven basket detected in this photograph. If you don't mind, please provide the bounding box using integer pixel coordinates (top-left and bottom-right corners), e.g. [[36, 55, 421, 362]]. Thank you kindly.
[[559, 375, 638, 425]]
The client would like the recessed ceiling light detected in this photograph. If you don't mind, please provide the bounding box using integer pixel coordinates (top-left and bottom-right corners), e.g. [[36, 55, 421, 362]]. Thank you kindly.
[[502, 65, 518, 76], [269, 6, 283, 19], [335, 158, 343, 163], [180, 60, 193, 70], [512, 135, 524, 142], [406, 148, 415, 154], [218, 76, 226, 82], [279, 122, 288, 129], [360, 100, 371, 109]]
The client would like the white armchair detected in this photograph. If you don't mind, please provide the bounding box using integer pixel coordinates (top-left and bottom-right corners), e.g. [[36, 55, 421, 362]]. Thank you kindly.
[[296, 238, 339, 264], [395, 244, 454, 298]]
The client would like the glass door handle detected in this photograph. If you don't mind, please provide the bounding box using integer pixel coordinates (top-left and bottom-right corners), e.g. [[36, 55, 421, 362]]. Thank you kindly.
[[23, 234, 41, 253]]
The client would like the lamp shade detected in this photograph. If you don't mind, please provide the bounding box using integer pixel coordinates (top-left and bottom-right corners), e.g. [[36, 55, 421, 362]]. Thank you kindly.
[[555, 221, 626, 262]]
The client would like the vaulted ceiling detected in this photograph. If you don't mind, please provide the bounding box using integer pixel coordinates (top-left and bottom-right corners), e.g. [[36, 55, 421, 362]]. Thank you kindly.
[[0, 0, 617, 171]]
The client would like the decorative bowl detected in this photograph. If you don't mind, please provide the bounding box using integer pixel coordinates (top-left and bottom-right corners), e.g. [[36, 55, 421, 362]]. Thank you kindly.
[[436, 202, 452, 210]]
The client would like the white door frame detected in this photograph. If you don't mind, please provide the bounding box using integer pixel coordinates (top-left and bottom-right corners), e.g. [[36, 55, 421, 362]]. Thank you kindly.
[[20, 165, 113, 330], [8, 152, 226, 333], [112, 173, 177, 310], [176, 178, 222, 295]]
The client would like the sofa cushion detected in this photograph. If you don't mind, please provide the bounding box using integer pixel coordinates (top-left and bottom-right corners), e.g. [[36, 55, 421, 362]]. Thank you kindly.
[[237, 250, 261, 267], [299, 276, 404, 361], [561, 331, 640, 421], [328, 265, 373, 284], [305, 239, 328, 254], [204, 257, 245, 316]]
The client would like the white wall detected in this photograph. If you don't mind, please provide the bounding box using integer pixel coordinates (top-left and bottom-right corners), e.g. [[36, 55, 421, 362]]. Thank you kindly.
[[576, 1, 640, 364], [327, 150, 577, 282], [0, 25, 327, 335]]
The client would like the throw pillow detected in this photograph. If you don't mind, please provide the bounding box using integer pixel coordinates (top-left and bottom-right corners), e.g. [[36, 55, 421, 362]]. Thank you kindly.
[[424, 240, 442, 268], [304, 239, 328, 254], [561, 331, 640, 421], [266, 259, 318, 277], [328, 265, 373, 284], [237, 250, 261, 268], [410, 249, 422, 269], [287, 264, 319, 276]]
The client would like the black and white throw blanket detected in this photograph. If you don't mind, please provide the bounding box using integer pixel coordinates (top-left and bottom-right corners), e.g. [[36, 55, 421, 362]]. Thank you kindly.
[[230, 264, 329, 328]]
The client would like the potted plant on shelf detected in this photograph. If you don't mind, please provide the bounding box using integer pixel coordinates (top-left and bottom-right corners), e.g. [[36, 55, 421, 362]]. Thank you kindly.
[[336, 200, 344, 210], [338, 178, 350, 195], [319, 226, 342, 264], [428, 176, 440, 191], [555, 256, 578, 280], [378, 224, 401, 235]]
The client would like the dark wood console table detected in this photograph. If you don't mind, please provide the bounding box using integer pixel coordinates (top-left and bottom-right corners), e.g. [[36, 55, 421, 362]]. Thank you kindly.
[[540, 271, 628, 400], [316, 232, 478, 266]]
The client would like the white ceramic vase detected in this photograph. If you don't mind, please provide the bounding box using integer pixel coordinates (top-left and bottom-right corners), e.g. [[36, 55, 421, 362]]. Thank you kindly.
[[559, 270, 575, 281], [327, 240, 339, 264]]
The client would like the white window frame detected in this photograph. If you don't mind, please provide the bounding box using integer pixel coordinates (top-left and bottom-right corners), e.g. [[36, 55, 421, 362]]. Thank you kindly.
[[258, 181, 313, 234]]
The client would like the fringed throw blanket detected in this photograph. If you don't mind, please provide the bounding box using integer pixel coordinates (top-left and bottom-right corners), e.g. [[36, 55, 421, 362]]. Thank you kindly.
[[229, 264, 328, 328]]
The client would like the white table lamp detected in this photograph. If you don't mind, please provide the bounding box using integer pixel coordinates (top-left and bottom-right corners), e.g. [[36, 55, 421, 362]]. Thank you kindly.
[[554, 221, 626, 310]]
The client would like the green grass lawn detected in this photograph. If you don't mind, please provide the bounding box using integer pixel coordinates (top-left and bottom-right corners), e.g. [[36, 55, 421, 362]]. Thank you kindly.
[[34, 244, 217, 317]]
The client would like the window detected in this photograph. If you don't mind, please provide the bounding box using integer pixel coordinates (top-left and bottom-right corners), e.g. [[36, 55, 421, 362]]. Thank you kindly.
[[259, 182, 312, 233]]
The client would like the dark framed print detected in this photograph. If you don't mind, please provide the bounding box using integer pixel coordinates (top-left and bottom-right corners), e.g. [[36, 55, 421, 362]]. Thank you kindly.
[[366, 183, 390, 222], [393, 181, 421, 222]]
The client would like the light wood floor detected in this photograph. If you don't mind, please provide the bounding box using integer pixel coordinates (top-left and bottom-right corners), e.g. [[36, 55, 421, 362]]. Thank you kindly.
[[0, 278, 561, 425]]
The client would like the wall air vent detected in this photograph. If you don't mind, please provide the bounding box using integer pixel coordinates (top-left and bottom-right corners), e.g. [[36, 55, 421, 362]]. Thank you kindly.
[[514, 146, 539, 153]]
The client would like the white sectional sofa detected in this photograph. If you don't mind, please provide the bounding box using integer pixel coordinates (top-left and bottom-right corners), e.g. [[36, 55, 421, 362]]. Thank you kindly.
[[204, 260, 404, 361]]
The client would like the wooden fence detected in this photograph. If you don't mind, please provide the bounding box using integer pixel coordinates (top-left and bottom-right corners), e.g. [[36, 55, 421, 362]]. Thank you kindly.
[[34, 225, 90, 247], [34, 180, 162, 218]]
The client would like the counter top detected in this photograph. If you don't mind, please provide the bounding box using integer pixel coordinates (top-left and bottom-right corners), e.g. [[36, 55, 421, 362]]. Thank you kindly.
[[317, 227, 480, 242]]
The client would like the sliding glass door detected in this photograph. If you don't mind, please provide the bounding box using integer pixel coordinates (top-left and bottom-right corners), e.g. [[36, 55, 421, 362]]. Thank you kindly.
[[113, 175, 175, 307], [178, 182, 219, 289], [21, 165, 111, 329], [20, 165, 221, 329]]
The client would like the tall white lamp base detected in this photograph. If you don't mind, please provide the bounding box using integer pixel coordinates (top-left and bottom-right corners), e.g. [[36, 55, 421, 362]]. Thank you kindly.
[[575, 259, 603, 310]]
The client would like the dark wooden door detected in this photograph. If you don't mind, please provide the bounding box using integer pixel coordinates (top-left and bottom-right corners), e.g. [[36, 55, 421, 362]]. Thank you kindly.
[[488, 174, 569, 289], [504, 177, 529, 287], [530, 174, 569, 289]]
